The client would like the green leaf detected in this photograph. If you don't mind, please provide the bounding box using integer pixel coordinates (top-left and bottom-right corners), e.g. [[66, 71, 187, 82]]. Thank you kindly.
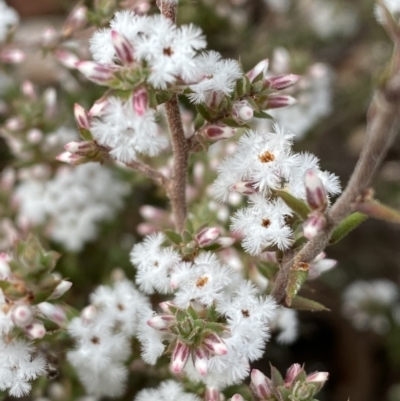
[[353, 200, 400, 224], [164, 230, 182, 245], [185, 219, 194, 234], [182, 230, 193, 244], [253, 110, 273, 119], [275, 190, 310, 220], [270, 364, 284, 387], [236, 78, 245, 97], [329, 212, 367, 245], [245, 97, 260, 112], [285, 262, 309, 306], [220, 118, 244, 128], [196, 104, 213, 121], [290, 295, 329, 311], [79, 127, 93, 141], [258, 262, 279, 280]]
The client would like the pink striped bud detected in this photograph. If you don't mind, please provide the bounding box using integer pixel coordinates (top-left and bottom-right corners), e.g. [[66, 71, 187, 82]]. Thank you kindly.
[[264, 74, 301, 90], [89, 97, 109, 117], [55, 49, 79, 69], [56, 152, 83, 165], [81, 305, 97, 323], [37, 302, 67, 326], [171, 340, 190, 374], [147, 315, 175, 330], [250, 369, 273, 399], [21, 81, 37, 100], [76, 61, 117, 85], [232, 100, 254, 122], [285, 363, 303, 387], [247, 59, 269, 82], [159, 301, 177, 314], [264, 95, 297, 109], [306, 371, 329, 384], [0, 48, 25, 63], [232, 181, 258, 196], [50, 280, 72, 299], [205, 388, 221, 401], [230, 395, 245, 401], [12, 304, 34, 327], [195, 227, 220, 247], [132, 88, 148, 116], [193, 346, 209, 376], [303, 213, 326, 239], [203, 333, 228, 355], [25, 321, 46, 339], [304, 169, 327, 211], [111, 30, 135, 64], [74, 103, 91, 130], [203, 124, 236, 141], [64, 141, 89, 154]]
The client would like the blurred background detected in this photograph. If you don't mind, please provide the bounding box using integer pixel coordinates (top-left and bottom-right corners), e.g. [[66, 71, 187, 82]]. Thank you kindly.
[[1, 0, 400, 400]]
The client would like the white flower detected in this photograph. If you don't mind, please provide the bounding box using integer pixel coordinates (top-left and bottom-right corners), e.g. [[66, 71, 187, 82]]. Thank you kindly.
[[131, 233, 182, 294], [188, 51, 242, 104], [0, 0, 19, 43], [135, 380, 201, 401], [91, 96, 167, 163]]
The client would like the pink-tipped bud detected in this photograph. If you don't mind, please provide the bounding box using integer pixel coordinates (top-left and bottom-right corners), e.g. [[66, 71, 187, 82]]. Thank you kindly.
[[25, 321, 46, 339], [304, 169, 327, 211], [171, 340, 190, 374], [303, 213, 326, 239], [27, 129, 43, 144], [132, 87, 148, 116], [137, 223, 158, 235], [147, 315, 175, 331], [195, 227, 220, 247], [89, 97, 109, 117], [140, 205, 166, 221], [111, 30, 135, 64], [55, 49, 79, 69], [230, 395, 245, 401], [232, 181, 258, 196], [232, 100, 254, 122], [56, 151, 83, 165], [264, 74, 301, 91], [203, 333, 228, 355], [12, 304, 34, 327], [37, 302, 67, 326], [21, 81, 37, 100], [247, 59, 269, 82], [0, 48, 25, 63], [41, 27, 58, 48], [285, 363, 303, 387], [264, 95, 297, 109], [203, 124, 236, 141], [64, 141, 91, 154], [193, 347, 209, 376], [205, 388, 221, 401], [81, 305, 97, 323], [250, 369, 273, 399], [50, 280, 72, 299], [306, 371, 329, 384], [74, 103, 91, 130], [76, 61, 117, 85], [43, 88, 57, 118], [63, 6, 88, 36], [216, 236, 235, 247]]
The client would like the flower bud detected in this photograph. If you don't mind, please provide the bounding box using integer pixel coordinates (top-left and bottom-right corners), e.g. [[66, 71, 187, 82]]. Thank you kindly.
[[64, 141, 92, 155], [76, 61, 117, 85], [56, 152, 84, 165], [132, 87, 148, 116], [89, 97, 109, 117], [159, 301, 177, 314], [230, 395, 245, 401], [38, 302, 67, 326], [111, 30, 135, 64], [140, 205, 166, 221], [232, 100, 254, 122], [12, 304, 34, 327], [81, 305, 97, 323], [250, 369, 273, 399], [285, 363, 303, 387], [55, 49, 79, 69], [0, 48, 25, 63], [171, 340, 190, 374], [27, 129, 43, 144], [306, 371, 329, 384], [203, 124, 236, 141], [147, 315, 175, 330], [303, 213, 326, 239], [193, 346, 208, 376], [74, 103, 91, 130], [263, 95, 297, 109], [21, 81, 37, 100], [41, 27, 58, 48], [203, 333, 228, 355], [216, 236, 235, 247], [43, 88, 57, 118], [264, 74, 301, 90], [247, 59, 269, 82], [50, 280, 72, 299], [63, 5, 88, 36], [5, 117, 24, 131], [205, 387, 221, 401], [195, 227, 220, 247], [25, 321, 46, 339], [304, 169, 327, 211], [232, 181, 258, 196]]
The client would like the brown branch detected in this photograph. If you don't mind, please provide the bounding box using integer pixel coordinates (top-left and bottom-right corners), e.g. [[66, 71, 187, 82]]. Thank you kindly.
[[272, 64, 400, 305], [125, 160, 170, 189]]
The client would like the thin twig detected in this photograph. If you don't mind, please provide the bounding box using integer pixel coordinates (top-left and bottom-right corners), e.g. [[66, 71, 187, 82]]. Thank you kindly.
[[125, 160, 170, 189], [272, 61, 400, 305]]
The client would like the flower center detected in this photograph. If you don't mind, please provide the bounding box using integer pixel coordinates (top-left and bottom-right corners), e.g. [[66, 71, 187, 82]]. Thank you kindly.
[[258, 151, 275, 163]]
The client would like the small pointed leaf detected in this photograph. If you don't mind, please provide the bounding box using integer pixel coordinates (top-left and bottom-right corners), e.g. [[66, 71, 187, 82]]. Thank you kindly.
[[353, 200, 400, 224], [329, 212, 367, 245], [164, 230, 182, 245], [290, 295, 329, 311], [275, 190, 310, 220]]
